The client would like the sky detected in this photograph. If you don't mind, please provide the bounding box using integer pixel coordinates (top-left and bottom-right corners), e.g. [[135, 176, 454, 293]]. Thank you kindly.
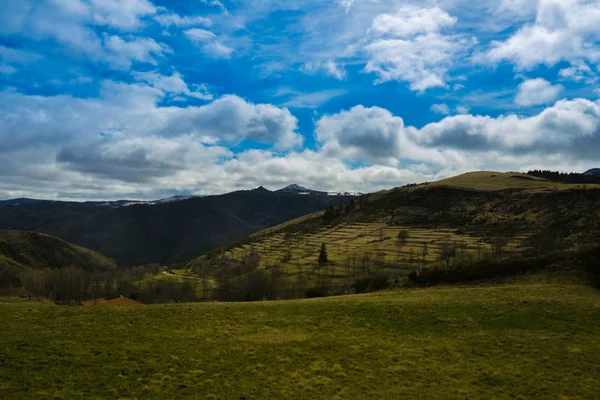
[[0, 0, 600, 200]]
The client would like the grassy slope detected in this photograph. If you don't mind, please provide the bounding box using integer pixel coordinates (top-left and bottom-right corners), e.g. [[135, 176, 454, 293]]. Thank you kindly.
[[0, 229, 117, 275], [1, 272, 599, 399]]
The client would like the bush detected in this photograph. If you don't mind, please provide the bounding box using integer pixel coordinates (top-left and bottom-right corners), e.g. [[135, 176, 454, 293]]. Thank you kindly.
[[353, 274, 391, 294], [305, 286, 327, 298], [408, 258, 547, 286]]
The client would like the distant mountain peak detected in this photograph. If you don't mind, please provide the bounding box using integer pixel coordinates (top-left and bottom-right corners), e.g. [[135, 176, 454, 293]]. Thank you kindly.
[[278, 184, 311, 193], [584, 168, 600, 176]]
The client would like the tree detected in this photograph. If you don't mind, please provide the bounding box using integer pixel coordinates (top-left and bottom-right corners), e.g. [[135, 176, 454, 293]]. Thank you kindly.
[[318, 243, 328, 267], [397, 230, 409, 248]]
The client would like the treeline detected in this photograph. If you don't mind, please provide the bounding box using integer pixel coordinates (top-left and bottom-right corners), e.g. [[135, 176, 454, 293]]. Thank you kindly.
[[527, 170, 600, 184], [19, 264, 197, 304], [409, 245, 600, 287], [323, 199, 356, 222]]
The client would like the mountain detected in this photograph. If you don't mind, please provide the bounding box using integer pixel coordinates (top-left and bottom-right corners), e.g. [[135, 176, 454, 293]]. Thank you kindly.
[[0, 229, 117, 286], [186, 171, 600, 286], [584, 168, 600, 176], [0, 188, 356, 266], [276, 184, 315, 194], [276, 184, 363, 197]]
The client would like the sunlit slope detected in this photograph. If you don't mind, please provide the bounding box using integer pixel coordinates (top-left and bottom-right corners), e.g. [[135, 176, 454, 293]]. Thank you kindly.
[[185, 171, 600, 284], [0, 229, 117, 276], [1, 275, 599, 399], [423, 171, 600, 191]]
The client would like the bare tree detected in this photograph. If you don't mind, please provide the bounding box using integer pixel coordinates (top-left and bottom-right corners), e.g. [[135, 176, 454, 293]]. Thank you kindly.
[[439, 238, 457, 268], [490, 237, 510, 260]]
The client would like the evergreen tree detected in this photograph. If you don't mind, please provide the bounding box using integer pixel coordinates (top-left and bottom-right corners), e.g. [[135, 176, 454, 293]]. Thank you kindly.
[[318, 243, 328, 266]]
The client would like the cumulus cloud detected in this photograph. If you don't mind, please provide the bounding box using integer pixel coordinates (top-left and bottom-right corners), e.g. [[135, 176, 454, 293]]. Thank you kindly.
[[57, 136, 231, 182], [2, 85, 600, 199], [0, 83, 301, 193], [364, 6, 473, 91], [316, 105, 409, 166], [369, 6, 456, 37], [484, 0, 600, 69], [515, 78, 563, 107], [417, 98, 600, 153]]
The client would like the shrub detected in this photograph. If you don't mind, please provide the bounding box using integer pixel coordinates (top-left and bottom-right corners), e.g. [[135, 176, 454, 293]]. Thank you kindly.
[[353, 274, 390, 294], [305, 286, 327, 298]]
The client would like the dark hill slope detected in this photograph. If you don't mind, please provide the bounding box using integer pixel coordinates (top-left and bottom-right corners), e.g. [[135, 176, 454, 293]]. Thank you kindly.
[[0, 189, 355, 266], [0, 229, 117, 286]]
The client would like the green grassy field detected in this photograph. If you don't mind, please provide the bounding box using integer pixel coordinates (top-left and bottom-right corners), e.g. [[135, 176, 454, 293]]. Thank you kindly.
[[2, 272, 599, 399]]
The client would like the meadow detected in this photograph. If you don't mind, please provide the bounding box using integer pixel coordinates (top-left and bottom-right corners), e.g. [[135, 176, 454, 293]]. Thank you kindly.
[[1, 270, 599, 399]]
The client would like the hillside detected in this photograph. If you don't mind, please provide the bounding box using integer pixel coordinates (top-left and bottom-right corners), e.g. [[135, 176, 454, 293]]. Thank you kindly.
[[185, 171, 600, 296], [0, 188, 355, 266], [0, 229, 117, 286], [1, 272, 599, 398]]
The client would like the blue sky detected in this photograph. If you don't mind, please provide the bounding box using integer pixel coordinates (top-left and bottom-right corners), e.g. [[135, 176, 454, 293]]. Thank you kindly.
[[1, 0, 600, 200]]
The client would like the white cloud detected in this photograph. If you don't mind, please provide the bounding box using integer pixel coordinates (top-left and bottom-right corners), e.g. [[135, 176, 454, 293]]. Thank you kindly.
[[0, 82, 301, 158], [515, 78, 563, 107], [431, 104, 451, 115], [484, 0, 600, 70], [418, 98, 600, 151], [131, 71, 213, 100], [184, 28, 217, 42], [559, 62, 597, 83], [0, 45, 42, 74], [154, 11, 211, 28], [364, 6, 473, 91], [0, 0, 169, 70], [184, 28, 233, 59], [2, 82, 600, 199], [370, 6, 456, 38], [103, 35, 166, 69], [202, 42, 234, 59], [0, 65, 17, 75], [316, 105, 408, 166], [87, 0, 157, 30], [365, 33, 473, 91], [278, 89, 348, 108], [301, 59, 346, 80], [455, 106, 470, 115]]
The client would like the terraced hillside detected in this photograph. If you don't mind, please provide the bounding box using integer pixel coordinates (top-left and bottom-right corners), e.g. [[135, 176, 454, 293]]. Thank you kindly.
[[185, 172, 600, 294]]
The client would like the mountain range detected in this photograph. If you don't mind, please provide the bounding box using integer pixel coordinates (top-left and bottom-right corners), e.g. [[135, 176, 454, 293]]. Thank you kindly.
[[0, 186, 356, 266]]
